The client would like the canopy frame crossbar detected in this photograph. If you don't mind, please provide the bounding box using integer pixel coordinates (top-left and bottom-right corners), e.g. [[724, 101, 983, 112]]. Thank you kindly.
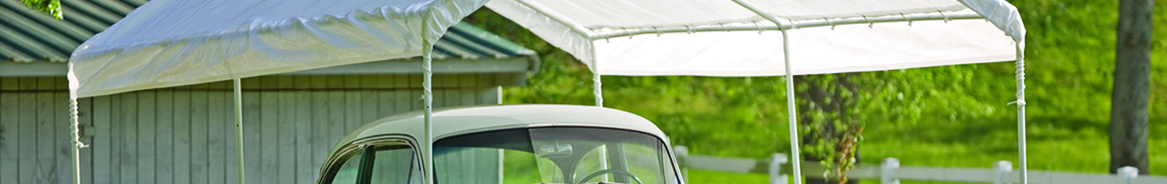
[[590, 12, 984, 40]]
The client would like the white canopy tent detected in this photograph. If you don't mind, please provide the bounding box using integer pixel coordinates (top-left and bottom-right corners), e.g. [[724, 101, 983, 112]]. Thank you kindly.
[[65, 0, 1025, 184], [484, 0, 1026, 183], [66, 0, 491, 184]]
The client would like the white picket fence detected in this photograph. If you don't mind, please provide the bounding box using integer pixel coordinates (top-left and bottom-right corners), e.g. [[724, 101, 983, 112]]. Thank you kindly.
[[673, 146, 1167, 184]]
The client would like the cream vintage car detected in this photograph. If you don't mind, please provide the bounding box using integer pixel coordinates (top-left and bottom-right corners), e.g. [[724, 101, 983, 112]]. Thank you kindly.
[[316, 104, 683, 184]]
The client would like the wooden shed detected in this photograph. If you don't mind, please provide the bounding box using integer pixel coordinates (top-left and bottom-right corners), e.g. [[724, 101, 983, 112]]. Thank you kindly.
[[0, 1, 538, 183]]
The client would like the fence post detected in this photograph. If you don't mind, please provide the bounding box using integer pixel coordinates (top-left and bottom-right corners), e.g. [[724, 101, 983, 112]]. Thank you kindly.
[[1119, 166, 1138, 184], [674, 146, 689, 183], [770, 153, 789, 184], [994, 161, 1012, 184], [881, 158, 899, 184]]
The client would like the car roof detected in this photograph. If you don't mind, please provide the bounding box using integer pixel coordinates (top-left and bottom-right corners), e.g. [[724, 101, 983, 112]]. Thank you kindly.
[[332, 104, 668, 152]]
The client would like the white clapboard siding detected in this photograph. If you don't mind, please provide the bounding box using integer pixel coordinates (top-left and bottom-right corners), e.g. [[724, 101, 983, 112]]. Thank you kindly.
[[258, 77, 278, 184], [36, 78, 56, 184], [174, 88, 193, 184], [109, 94, 123, 184], [156, 89, 175, 184], [56, 91, 73, 184], [0, 77, 19, 184], [295, 90, 314, 184], [309, 79, 329, 181], [192, 86, 210, 184], [208, 84, 228, 184], [326, 76, 347, 178], [242, 77, 262, 184], [325, 89, 346, 182], [0, 74, 515, 184], [121, 90, 140, 184], [79, 96, 94, 184], [18, 79, 36, 184], [139, 90, 158, 184], [92, 95, 111, 184]]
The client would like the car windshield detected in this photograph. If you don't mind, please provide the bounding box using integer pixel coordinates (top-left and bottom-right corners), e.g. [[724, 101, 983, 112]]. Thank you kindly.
[[434, 127, 680, 184]]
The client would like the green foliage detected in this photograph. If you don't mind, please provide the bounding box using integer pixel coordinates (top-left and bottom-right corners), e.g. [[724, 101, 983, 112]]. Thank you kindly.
[[21, 0, 62, 20], [795, 63, 990, 183], [794, 74, 864, 182], [463, 0, 1167, 182]]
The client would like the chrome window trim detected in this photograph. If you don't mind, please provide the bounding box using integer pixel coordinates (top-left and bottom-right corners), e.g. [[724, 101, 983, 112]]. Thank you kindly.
[[316, 135, 420, 184]]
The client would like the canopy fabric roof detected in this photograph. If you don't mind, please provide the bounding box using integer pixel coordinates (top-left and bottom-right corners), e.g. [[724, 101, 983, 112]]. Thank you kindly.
[[0, 0, 536, 76], [485, 0, 1025, 76], [67, 0, 491, 98], [60, 1, 1029, 184], [484, 1, 1028, 183], [64, 1, 497, 184]]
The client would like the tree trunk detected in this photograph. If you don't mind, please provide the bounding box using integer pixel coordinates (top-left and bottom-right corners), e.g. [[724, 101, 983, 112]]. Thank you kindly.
[[1109, 0, 1153, 174], [804, 151, 862, 184], [805, 177, 859, 184]]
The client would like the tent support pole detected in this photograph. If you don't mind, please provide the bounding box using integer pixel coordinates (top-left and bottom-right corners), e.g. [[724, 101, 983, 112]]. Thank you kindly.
[[592, 63, 603, 107], [234, 78, 247, 184], [590, 58, 610, 182], [781, 30, 802, 184], [422, 22, 435, 184], [69, 97, 83, 184], [732, 1, 802, 182], [1015, 43, 1027, 184]]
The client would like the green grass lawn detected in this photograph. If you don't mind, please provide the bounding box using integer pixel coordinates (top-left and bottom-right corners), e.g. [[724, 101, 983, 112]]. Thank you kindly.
[[683, 116, 1167, 184], [681, 115, 1167, 183]]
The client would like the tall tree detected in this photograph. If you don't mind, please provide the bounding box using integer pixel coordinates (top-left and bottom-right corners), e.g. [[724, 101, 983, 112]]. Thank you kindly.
[[21, 0, 63, 20], [1109, 0, 1153, 175]]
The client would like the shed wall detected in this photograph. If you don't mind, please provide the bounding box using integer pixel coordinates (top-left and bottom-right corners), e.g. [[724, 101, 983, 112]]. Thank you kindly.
[[0, 74, 512, 184]]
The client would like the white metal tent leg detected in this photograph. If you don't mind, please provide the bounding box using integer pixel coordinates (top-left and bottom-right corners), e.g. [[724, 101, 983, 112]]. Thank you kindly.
[[729, 1, 803, 182], [422, 28, 435, 184], [234, 78, 247, 184], [592, 47, 603, 107], [69, 98, 84, 184], [593, 72, 603, 107], [781, 30, 803, 184], [1014, 44, 1027, 184], [590, 62, 611, 182]]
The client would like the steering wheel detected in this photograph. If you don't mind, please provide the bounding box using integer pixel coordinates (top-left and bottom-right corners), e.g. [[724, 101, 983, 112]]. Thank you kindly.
[[576, 169, 643, 184]]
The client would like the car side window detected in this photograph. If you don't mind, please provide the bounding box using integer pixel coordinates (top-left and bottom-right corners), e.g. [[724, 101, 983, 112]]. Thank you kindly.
[[369, 146, 422, 184], [326, 140, 420, 184], [330, 153, 365, 184]]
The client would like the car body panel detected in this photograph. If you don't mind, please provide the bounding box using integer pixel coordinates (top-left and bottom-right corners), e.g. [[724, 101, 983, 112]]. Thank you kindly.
[[319, 104, 682, 184], [329, 104, 669, 155]]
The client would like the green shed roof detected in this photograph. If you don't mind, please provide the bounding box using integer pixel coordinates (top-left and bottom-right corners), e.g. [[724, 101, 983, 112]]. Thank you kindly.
[[0, 0, 534, 63]]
